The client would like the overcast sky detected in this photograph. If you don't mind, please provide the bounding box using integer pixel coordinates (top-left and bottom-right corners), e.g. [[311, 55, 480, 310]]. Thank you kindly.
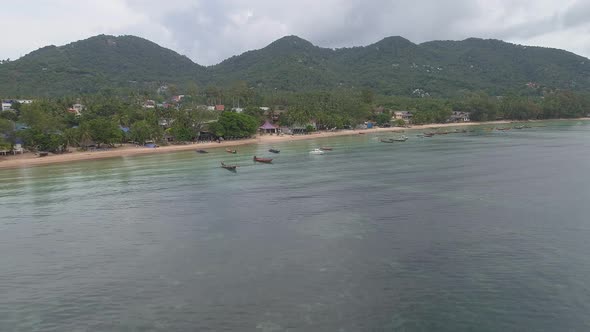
[[2, 0, 590, 65]]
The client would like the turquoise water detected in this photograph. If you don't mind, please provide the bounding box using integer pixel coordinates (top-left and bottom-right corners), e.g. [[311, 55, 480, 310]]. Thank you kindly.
[[1, 121, 590, 331]]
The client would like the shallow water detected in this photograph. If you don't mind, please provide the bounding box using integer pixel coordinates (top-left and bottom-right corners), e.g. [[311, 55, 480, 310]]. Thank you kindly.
[[1, 121, 590, 331]]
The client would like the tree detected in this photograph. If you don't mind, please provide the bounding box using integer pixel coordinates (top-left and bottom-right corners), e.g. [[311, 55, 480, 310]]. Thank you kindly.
[[130, 120, 157, 145], [210, 112, 258, 138], [375, 113, 391, 126], [0, 119, 13, 149], [0, 110, 18, 122], [80, 117, 122, 147], [361, 89, 375, 104]]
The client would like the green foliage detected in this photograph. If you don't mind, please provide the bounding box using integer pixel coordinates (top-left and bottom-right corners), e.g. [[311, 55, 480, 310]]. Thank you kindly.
[[20, 128, 64, 152], [130, 120, 158, 144], [305, 124, 315, 133], [0, 110, 18, 122], [0, 119, 13, 149], [80, 117, 122, 147], [2, 34, 590, 97], [375, 113, 391, 126], [243, 106, 265, 121], [390, 119, 404, 127], [209, 112, 258, 138]]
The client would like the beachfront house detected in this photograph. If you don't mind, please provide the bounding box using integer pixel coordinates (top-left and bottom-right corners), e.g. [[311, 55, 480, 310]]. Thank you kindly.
[[393, 111, 413, 123], [448, 111, 471, 123], [1, 102, 12, 111], [259, 120, 278, 134]]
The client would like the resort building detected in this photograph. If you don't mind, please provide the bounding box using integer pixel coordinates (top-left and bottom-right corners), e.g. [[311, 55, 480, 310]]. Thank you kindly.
[[448, 111, 471, 122], [393, 111, 413, 123]]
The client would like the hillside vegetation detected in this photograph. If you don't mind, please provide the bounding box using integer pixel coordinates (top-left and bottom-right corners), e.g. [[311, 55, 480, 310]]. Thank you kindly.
[[1, 34, 589, 97]]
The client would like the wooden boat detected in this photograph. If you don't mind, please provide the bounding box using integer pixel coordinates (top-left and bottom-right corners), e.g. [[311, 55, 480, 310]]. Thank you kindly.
[[196, 149, 208, 154], [423, 133, 435, 137], [220, 162, 237, 171], [225, 148, 237, 154], [380, 138, 395, 143], [358, 132, 366, 135], [392, 135, 408, 142], [268, 148, 280, 154], [320, 147, 333, 151], [496, 127, 511, 131], [253, 156, 273, 163], [514, 125, 525, 129]]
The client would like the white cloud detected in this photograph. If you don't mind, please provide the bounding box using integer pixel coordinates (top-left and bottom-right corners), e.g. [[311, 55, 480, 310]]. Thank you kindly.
[[1, 0, 590, 65]]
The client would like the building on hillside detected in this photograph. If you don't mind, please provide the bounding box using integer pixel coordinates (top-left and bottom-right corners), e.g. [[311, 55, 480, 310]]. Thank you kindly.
[[16, 99, 33, 104], [207, 106, 215, 111], [393, 111, 413, 123], [373, 106, 386, 114], [171, 95, 185, 103], [215, 105, 225, 111], [143, 100, 156, 109], [448, 111, 471, 123], [1, 102, 12, 111], [232, 107, 244, 113], [67, 103, 85, 116]]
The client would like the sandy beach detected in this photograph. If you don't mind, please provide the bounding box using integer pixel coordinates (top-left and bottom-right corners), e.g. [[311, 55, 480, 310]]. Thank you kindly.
[[0, 119, 581, 170]]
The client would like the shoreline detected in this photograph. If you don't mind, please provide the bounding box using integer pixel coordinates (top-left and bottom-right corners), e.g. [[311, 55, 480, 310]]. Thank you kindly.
[[0, 119, 587, 170]]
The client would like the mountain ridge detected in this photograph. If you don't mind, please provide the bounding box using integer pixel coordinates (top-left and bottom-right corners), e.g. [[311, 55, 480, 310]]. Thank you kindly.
[[1, 34, 589, 97]]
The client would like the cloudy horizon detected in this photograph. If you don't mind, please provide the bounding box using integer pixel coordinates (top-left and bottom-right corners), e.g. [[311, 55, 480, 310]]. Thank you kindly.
[[2, 0, 590, 65]]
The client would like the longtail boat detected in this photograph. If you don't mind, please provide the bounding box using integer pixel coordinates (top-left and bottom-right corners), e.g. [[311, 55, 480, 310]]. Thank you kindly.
[[225, 148, 237, 154], [253, 156, 273, 163], [393, 135, 408, 142], [320, 146, 333, 151], [380, 138, 395, 143], [196, 149, 208, 154], [269, 148, 280, 153], [220, 162, 237, 171]]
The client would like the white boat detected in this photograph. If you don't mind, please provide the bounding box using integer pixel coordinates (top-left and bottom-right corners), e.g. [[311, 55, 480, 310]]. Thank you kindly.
[[309, 148, 325, 155]]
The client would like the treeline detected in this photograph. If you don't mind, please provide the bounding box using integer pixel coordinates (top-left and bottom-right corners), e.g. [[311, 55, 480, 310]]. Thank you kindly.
[[1, 89, 589, 152], [0, 96, 253, 152]]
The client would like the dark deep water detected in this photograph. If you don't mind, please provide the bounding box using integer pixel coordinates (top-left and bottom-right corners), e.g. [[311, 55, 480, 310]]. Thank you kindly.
[[1, 121, 590, 331]]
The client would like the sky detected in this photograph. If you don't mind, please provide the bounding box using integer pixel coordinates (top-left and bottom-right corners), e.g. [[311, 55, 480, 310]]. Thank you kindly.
[[2, 0, 590, 65]]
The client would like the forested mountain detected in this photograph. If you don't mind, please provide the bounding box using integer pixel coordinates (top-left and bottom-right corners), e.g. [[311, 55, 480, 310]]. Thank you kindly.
[[0, 35, 205, 96], [1, 34, 589, 97]]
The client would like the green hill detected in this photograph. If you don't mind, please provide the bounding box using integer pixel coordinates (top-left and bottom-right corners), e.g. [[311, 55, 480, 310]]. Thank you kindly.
[[0, 35, 205, 96], [1, 34, 589, 97]]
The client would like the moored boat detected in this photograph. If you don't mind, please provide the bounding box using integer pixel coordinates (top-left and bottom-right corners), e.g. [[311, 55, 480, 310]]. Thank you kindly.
[[320, 147, 333, 151], [380, 138, 395, 143], [220, 162, 237, 171], [225, 148, 237, 154], [253, 156, 273, 163], [196, 149, 208, 154], [268, 148, 280, 154], [393, 135, 408, 142], [309, 148, 325, 155]]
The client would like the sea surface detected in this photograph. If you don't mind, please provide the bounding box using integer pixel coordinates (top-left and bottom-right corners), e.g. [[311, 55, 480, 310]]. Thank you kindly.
[[1, 121, 590, 331]]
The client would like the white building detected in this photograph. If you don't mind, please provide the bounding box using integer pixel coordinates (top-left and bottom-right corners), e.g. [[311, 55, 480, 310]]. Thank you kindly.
[[1, 102, 12, 111]]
